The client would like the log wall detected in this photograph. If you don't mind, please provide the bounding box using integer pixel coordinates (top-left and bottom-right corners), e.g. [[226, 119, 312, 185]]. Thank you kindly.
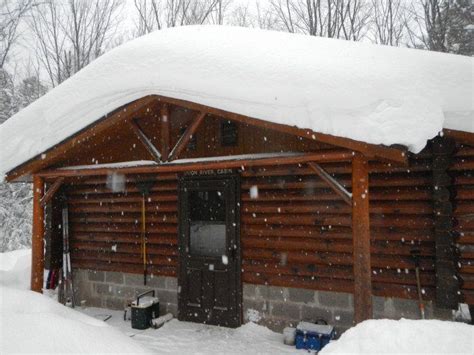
[[66, 173, 179, 277], [64, 149, 446, 302], [240, 153, 436, 301]]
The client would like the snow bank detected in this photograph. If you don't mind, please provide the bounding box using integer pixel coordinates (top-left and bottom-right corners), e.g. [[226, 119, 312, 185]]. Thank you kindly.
[[0, 26, 472, 179], [0, 287, 152, 354], [0, 250, 151, 353], [80, 308, 298, 355], [0, 248, 31, 289], [320, 319, 473, 355]]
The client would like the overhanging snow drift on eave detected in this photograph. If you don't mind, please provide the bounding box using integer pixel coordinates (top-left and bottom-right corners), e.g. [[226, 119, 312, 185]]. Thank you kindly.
[[0, 25, 472, 181], [4, 95, 409, 182]]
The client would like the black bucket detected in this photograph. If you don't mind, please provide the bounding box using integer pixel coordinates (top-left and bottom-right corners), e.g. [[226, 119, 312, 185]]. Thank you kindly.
[[131, 290, 160, 330]]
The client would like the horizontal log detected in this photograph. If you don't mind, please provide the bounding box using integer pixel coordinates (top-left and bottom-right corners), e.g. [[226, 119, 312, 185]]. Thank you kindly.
[[454, 202, 474, 215], [71, 233, 177, 245], [242, 187, 433, 202], [242, 262, 435, 287], [243, 160, 431, 177], [243, 249, 434, 270], [71, 241, 178, 256], [372, 282, 435, 301], [455, 187, 474, 200], [70, 214, 178, 224], [69, 203, 177, 214], [242, 272, 354, 294], [67, 193, 178, 204], [67, 182, 178, 195], [242, 237, 433, 256], [449, 158, 474, 171], [242, 214, 433, 229], [242, 273, 434, 300], [72, 262, 176, 278], [454, 175, 474, 186], [459, 264, 474, 274], [70, 224, 177, 234], [242, 175, 432, 191], [454, 146, 474, 157], [462, 291, 474, 304], [242, 201, 433, 215], [242, 225, 434, 242], [242, 261, 352, 279], [72, 250, 178, 266], [458, 232, 474, 245], [68, 173, 178, 185]]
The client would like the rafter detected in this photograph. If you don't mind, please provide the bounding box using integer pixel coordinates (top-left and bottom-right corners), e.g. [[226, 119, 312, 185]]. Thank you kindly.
[[40, 177, 64, 207], [168, 111, 206, 161], [129, 119, 162, 162], [307, 162, 352, 205]]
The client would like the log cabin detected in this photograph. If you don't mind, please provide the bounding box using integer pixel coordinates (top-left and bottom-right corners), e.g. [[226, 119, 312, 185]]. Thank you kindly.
[[1, 26, 472, 331]]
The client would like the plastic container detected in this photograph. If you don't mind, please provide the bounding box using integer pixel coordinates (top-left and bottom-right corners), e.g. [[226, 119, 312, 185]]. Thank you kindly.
[[295, 321, 335, 351], [283, 327, 296, 345], [131, 290, 160, 329]]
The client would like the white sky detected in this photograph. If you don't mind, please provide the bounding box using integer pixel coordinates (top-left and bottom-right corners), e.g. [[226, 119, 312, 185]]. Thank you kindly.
[[6, 0, 271, 82]]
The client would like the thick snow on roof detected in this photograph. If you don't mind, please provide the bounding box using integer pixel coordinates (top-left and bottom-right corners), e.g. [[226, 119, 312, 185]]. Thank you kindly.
[[0, 26, 472, 179]]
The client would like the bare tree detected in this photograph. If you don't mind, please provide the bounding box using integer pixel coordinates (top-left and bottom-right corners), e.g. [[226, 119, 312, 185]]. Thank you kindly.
[[29, 0, 124, 87], [406, 0, 450, 52], [0, 0, 33, 68], [269, 0, 371, 40], [337, 0, 371, 41], [133, 0, 228, 36], [371, 0, 405, 46], [255, 1, 281, 30], [229, 3, 254, 28]]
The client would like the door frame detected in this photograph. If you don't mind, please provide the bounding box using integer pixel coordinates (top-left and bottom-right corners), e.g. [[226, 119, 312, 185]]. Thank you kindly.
[[177, 172, 242, 327]]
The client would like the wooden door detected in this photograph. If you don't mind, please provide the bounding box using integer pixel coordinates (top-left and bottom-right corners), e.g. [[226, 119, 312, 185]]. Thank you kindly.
[[178, 175, 241, 327]]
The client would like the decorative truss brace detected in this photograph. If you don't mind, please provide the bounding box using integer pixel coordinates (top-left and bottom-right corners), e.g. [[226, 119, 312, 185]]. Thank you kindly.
[[307, 162, 352, 205]]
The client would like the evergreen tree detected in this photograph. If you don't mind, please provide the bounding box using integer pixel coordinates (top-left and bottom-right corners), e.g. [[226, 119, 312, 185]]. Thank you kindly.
[[446, 0, 473, 55], [0, 70, 47, 252], [0, 68, 16, 124], [17, 75, 48, 109]]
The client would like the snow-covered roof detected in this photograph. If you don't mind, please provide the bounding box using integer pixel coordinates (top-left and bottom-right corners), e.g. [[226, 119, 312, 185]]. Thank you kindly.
[[0, 26, 472, 179]]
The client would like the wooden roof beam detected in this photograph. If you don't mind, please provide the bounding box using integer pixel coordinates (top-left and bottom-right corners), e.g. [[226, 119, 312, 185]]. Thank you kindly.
[[129, 119, 162, 162], [168, 111, 206, 161], [307, 162, 352, 205], [40, 177, 64, 207], [154, 95, 409, 165], [37, 150, 353, 179], [5, 96, 157, 182]]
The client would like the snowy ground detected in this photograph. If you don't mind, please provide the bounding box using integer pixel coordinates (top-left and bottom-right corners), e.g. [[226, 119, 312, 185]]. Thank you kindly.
[[1, 249, 473, 354]]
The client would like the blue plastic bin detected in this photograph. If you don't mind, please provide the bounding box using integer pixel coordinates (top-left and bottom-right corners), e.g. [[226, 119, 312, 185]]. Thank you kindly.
[[295, 322, 335, 351]]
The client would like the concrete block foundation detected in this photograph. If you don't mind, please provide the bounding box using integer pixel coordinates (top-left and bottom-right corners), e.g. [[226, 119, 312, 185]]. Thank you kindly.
[[73, 270, 178, 316], [73, 269, 453, 334], [242, 284, 454, 333]]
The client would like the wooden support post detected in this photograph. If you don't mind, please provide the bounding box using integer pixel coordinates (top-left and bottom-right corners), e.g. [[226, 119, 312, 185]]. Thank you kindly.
[[31, 175, 45, 293], [168, 112, 206, 161], [352, 153, 372, 323], [161, 104, 170, 160], [308, 162, 352, 205]]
